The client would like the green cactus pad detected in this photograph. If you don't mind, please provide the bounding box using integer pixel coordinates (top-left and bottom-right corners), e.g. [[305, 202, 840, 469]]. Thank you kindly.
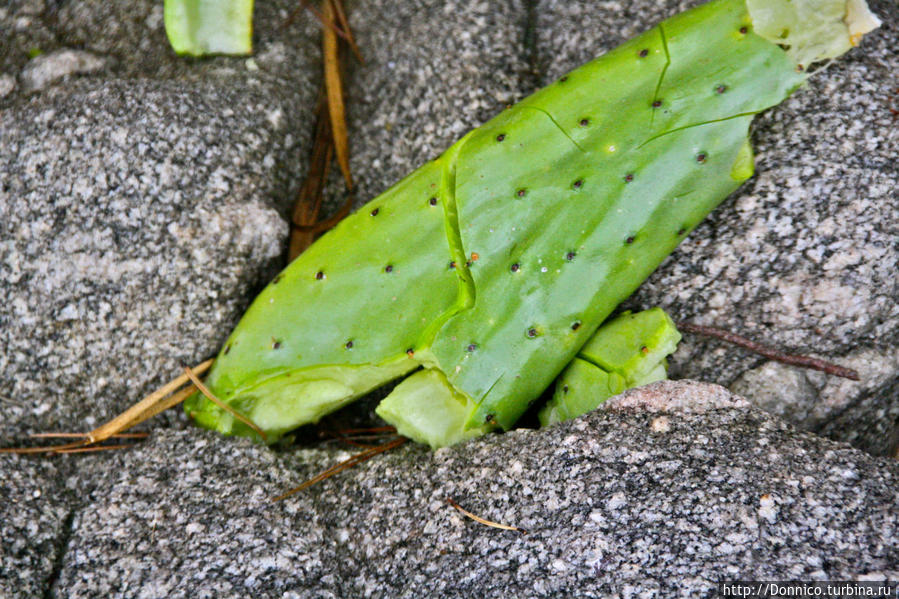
[[186, 0, 875, 446], [538, 308, 682, 427], [164, 0, 254, 57]]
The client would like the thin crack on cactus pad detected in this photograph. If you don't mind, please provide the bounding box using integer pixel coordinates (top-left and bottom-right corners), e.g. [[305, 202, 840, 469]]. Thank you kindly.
[[184, 0, 879, 448]]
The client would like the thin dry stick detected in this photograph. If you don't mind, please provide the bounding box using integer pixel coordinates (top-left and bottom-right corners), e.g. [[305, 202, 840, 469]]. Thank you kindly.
[[53, 444, 135, 454], [289, 93, 335, 259], [1, 360, 213, 454], [283, 0, 351, 41], [677, 322, 860, 380], [183, 366, 267, 441], [323, 0, 352, 190], [30, 432, 149, 440], [272, 436, 407, 502], [446, 498, 527, 534], [329, 0, 363, 63], [86, 359, 213, 443]]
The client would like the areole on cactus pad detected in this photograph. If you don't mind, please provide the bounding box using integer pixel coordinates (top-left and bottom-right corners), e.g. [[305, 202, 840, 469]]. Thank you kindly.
[[183, 0, 880, 449]]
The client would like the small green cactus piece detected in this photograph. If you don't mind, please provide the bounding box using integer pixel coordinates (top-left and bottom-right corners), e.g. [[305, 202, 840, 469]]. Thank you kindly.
[[538, 308, 681, 427], [164, 0, 254, 56], [186, 0, 878, 446]]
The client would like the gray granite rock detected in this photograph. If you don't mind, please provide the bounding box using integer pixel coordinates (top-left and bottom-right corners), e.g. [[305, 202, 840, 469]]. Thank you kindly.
[[0, 76, 313, 438], [537, 0, 898, 455], [0, 454, 73, 599], [50, 381, 899, 598]]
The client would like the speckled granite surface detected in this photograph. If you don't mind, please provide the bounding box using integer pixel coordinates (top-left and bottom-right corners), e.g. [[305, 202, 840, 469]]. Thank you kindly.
[[0, 0, 896, 596], [53, 382, 899, 598]]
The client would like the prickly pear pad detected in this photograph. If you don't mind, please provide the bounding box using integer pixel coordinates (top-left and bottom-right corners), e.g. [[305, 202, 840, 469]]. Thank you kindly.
[[186, 0, 871, 445]]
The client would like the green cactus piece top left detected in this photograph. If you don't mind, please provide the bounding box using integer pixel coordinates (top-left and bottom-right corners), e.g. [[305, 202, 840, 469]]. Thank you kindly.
[[165, 0, 254, 56]]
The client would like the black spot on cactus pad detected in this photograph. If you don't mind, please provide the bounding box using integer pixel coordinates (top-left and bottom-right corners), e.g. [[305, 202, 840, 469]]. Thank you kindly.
[[370, 208, 379, 216], [345, 340, 354, 349], [315, 271, 325, 280], [429, 197, 438, 206], [639, 48, 649, 58], [510, 263, 520, 272]]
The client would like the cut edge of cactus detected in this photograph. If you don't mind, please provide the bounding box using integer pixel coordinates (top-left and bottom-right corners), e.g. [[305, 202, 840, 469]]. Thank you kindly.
[[747, 0, 880, 69]]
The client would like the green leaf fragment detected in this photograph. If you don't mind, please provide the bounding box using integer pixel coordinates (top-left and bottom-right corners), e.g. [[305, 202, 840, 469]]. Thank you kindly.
[[164, 0, 254, 56], [538, 308, 681, 427]]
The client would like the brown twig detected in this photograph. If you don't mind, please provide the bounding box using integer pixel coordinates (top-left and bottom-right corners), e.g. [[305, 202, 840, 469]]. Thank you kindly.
[[677, 322, 860, 380], [272, 436, 407, 501], [289, 93, 335, 259], [328, 0, 363, 63], [323, 0, 352, 190], [446, 498, 527, 534], [0, 360, 213, 455], [282, 0, 351, 41], [183, 366, 267, 440]]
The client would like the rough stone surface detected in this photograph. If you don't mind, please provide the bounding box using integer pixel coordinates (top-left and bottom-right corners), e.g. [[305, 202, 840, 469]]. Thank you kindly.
[[1, 1, 897, 597], [538, 0, 898, 455], [0, 455, 73, 599], [0, 77, 310, 437], [51, 382, 899, 598]]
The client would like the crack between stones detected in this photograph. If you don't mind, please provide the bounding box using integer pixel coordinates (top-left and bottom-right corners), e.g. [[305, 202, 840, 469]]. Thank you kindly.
[[42, 509, 75, 599]]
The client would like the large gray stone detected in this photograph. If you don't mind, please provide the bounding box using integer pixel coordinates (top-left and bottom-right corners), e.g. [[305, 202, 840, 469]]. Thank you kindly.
[[537, 0, 898, 455], [53, 382, 899, 598], [0, 76, 311, 437]]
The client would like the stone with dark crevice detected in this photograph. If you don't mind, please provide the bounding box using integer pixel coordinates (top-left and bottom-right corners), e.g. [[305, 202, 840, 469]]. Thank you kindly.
[[54, 381, 899, 598]]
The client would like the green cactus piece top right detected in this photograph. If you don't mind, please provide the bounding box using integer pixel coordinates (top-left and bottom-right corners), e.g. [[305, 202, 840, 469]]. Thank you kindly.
[[186, 0, 880, 446]]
